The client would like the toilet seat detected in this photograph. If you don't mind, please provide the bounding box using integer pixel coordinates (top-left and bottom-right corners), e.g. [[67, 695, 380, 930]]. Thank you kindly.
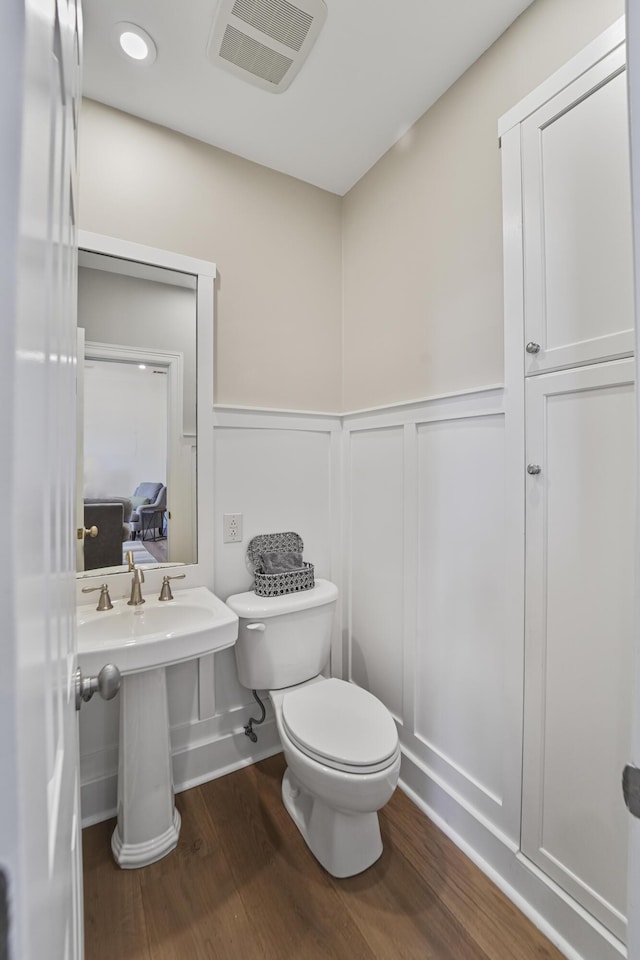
[[282, 678, 399, 775]]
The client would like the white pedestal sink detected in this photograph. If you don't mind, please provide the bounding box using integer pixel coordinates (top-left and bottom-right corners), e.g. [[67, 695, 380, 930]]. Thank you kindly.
[[77, 586, 238, 868]]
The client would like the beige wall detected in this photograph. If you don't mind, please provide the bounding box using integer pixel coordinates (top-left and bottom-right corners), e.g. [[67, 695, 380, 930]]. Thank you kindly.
[[342, 0, 624, 411], [78, 99, 343, 412], [79, 0, 624, 415]]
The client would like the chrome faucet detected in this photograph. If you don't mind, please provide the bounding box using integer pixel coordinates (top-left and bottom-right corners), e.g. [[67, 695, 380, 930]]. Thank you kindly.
[[128, 568, 145, 606], [126, 551, 145, 606]]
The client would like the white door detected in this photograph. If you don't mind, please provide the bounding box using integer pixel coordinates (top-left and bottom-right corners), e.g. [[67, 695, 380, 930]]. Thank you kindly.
[[0, 1, 84, 958], [626, 2, 640, 956], [522, 359, 635, 942], [522, 43, 635, 375]]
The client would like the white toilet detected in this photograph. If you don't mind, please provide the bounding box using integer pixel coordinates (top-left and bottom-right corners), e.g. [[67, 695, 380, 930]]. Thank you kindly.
[[226, 579, 401, 878]]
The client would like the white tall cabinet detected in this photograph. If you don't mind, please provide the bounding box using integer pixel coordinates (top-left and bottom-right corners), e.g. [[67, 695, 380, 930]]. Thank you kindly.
[[501, 18, 635, 948]]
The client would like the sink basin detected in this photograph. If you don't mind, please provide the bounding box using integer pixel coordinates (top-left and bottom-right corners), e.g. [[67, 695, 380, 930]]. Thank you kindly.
[[77, 586, 238, 675], [77, 585, 239, 870]]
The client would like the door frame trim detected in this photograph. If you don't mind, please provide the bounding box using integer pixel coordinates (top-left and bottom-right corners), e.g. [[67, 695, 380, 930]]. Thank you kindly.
[[499, 16, 625, 137]]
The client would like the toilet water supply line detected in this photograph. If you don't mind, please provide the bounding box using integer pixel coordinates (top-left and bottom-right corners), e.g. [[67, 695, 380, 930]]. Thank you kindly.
[[244, 690, 267, 742]]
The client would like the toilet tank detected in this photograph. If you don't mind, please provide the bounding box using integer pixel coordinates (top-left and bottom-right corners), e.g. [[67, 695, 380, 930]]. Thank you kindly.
[[226, 579, 338, 690]]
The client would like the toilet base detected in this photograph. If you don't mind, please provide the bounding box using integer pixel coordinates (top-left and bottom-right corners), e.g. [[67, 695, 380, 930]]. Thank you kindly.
[[282, 768, 383, 878]]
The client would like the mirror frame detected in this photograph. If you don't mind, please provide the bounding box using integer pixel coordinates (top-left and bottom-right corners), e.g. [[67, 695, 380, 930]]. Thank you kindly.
[[75, 230, 216, 600]]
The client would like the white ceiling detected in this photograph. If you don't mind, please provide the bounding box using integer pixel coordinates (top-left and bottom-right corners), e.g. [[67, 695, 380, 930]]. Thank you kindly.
[[82, 0, 534, 196]]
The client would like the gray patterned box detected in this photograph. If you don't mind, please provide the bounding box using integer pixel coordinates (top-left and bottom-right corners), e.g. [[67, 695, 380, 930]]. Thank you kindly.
[[247, 531, 315, 597]]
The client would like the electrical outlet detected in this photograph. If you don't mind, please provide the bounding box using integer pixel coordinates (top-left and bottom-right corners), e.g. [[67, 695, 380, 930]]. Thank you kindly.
[[223, 513, 243, 543]]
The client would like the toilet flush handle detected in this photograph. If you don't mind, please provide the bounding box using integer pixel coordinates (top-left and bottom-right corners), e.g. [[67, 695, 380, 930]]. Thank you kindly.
[[246, 622, 266, 632]]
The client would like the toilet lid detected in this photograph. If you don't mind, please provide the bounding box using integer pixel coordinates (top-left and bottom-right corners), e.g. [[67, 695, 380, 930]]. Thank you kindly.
[[282, 678, 398, 770]]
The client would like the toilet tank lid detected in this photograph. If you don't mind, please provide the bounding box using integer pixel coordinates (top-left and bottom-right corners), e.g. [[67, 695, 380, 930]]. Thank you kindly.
[[226, 579, 338, 619]]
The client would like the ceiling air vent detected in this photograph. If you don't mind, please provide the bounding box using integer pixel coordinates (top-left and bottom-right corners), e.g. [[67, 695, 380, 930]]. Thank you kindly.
[[207, 0, 327, 93]]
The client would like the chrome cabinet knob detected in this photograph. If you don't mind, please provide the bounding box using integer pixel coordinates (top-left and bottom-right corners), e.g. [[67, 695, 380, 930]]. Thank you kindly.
[[75, 664, 121, 711], [527, 463, 542, 475], [526, 342, 541, 354]]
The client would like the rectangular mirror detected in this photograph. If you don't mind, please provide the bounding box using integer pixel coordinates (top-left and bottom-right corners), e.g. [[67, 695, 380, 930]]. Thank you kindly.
[[76, 239, 211, 580]]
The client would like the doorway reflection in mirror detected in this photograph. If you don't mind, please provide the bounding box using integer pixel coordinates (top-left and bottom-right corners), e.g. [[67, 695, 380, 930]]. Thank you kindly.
[[77, 252, 197, 577]]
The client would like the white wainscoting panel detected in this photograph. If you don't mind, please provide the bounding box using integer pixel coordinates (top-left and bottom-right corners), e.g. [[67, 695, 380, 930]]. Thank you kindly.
[[79, 378, 631, 960], [79, 695, 119, 785], [214, 424, 335, 599], [344, 389, 513, 840], [79, 408, 340, 825], [213, 411, 342, 689], [415, 413, 506, 816], [212, 413, 340, 722], [348, 427, 404, 721], [342, 383, 627, 960]]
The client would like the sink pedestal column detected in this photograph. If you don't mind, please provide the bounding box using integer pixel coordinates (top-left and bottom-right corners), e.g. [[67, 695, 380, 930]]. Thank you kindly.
[[111, 666, 181, 868]]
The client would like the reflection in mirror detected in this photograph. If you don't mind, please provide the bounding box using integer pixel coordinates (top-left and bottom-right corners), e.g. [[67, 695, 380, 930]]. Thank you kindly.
[[76, 252, 198, 577]]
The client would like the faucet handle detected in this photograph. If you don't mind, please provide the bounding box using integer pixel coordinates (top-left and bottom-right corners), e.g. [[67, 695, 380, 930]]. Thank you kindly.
[[82, 583, 113, 611], [158, 574, 186, 601], [126, 550, 135, 572]]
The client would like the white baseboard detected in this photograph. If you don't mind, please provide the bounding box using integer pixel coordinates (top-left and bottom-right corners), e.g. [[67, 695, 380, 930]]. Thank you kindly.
[[81, 717, 282, 828], [399, 750, 626, 960]]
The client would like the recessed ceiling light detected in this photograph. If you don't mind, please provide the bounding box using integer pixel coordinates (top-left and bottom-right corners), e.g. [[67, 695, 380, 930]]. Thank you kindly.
[[114, 22, 157, 65], [138, 364, 147, 370]]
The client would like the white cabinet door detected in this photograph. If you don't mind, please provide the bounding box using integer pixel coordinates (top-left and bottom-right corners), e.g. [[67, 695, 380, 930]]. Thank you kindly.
[[522, 45, 634, 375], [522, 359, 635, 942]]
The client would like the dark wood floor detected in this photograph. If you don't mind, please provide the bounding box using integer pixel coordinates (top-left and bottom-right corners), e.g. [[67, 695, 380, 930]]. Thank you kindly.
[[144, 537, 168, 563], [83, 754, 565, 960]]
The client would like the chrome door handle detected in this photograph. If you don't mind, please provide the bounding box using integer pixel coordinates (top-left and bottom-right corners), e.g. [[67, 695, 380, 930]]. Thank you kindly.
[[527, 463, 542, 475], [526, 342, 541, 354], [75, 664, 121, 710]]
